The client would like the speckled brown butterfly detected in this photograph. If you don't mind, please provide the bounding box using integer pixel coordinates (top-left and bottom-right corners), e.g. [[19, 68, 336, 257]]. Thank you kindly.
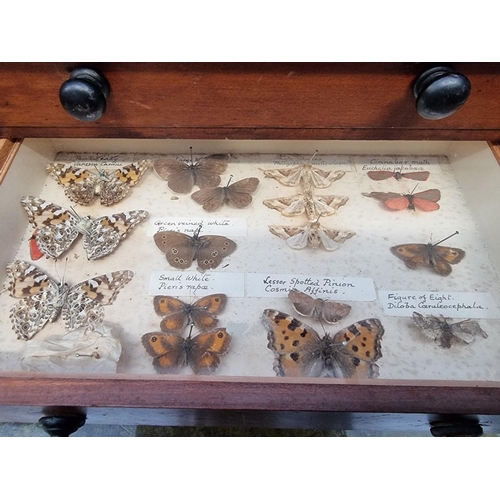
[[141, 327, 232, 374], [262, 163, 346, 189], [154, 225, 237, 270], [154, 294, 227, 334], [367, 169, 430, 181], [191, 177, 260, 211], [412, 312, 487, 349], [362, 187, 440, 211], [153, 151, 229, 193], [262, 309, 384, 378], [288, 289, 351, 324], [390, 232, 465, 276], [269, 222, 355, 251]]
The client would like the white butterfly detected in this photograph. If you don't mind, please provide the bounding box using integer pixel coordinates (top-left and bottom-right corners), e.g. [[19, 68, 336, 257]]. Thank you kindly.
[[21, 196, 148, 260], [263, 190, 348, 221], [269, 222, 355, 251], [262, 163, 345, 189], [6, 260, 134, 340]]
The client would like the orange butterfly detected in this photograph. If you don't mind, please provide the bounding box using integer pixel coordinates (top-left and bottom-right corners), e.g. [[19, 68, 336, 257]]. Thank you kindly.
[[153, 294, 227, 334], [141, 328, 231, 374], [367, 170, 430, 181], [390, 232, 465, 276], [363, 188, 440, 211], [262, 309, 384, 378]]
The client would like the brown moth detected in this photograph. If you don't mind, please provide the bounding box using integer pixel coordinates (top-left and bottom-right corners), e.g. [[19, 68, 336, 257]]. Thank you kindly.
[[288, 289, 351, 324]]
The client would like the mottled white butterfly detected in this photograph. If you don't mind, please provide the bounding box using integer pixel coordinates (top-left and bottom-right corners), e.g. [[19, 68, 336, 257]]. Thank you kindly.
[[269, 222, 355, 251], [412, 312, 488, 349], [21, 196, 148, 260], [6, 260, 134, 340]]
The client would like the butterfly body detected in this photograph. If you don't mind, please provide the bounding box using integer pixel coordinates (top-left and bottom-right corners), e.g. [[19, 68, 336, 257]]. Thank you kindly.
[[154, 226, 236, 270], [154, 294, 227, 334], [390, 242, 465, 276], [363, 189, 440, 211], [46, 161, 149, 206], [21, 196, 148, 260], [412, 312, 487, 348], [263, 309, 384, 378], [367, 170, 430, 181], [269, 223, 355, 251], [263, 163, 345, 189], [153, 154, 229, 193], [191, 177, 259, 211], [288, 289, 351, 323], [141, 328, 232, 374], [6, 260, 133, 340]]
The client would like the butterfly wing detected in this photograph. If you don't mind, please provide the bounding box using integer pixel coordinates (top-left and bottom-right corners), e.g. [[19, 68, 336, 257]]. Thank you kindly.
[[402, 171, 430, 181], [153, 296, 189, 334], [154, 231, 197, 269], [412, 312, 447, 344], [318, 226, 355, 251], [194, 154, 229, 189], [195, 235, 237, 270], [451, 319, 488, 343], [288, 289, 318, 317], [363, 191, 409, 211], [83, 210, 149, 260], [189, 329, 232, 374], [309, 168, 345, 188], [141, 332, 187, 373], [262, 166, 303, 186], [367, 171, 396, 180], [289, 289, 350, 323], [62, 270, 134, 330], [411, 189, 441, 212], [6, 260, 63, 339], [330, 318, 384, 378], [390, 243, 431, 271], [431, 245, 465, 276], [46, 163, 97, 205], [20, 196, 80, 259], [29, 230, 44, 260], [310, 195, 349, 220], [225, 177, 260, 208], [263, 194, 305, 217], [268, 225, 307, 249], [190, 294, 227, 332], [262, 309, 323, 377], [190, 187, 226, 212]]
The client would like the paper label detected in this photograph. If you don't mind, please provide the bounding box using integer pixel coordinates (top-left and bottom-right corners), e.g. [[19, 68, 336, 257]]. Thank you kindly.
[[149, 271, 245, 297], [355, 155, 441, 173], [55, 152, 135, 168], [379, 290, 500, 318], [246, 273, 376, 300], [149, 217, 247, 237]]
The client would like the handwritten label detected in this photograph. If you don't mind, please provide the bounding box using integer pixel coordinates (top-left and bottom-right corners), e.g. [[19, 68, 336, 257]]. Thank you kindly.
[[356, 156, 440, 173], [246, 273, 376, 300], [268, 154, 351, 168], [148, 217, 248, 237], [149, 271, 245, 297], [55, 153, 135, 168], [379, 290, 500, 318]]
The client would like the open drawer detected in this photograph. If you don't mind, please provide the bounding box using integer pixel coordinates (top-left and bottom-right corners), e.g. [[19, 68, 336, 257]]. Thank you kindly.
[[1, 137, 500, 436]]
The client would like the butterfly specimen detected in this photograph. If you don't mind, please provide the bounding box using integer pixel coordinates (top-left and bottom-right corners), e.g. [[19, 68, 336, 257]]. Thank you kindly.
[[154, 294, 227, 334], [412, 312, 487, 349], [153, 152, 229, 193], [141, 327, 232, 374], [21, 196, 149, 260], [154, 225, 237, 270], [367, 170, 430, 181], [262, 163, 345, 189], [263, 190, 349, 221], [46, 160, 150, 206], [5, 260, 134, 340], [390, 232, 465, 276], [269, 222, 355, 251], [191, 177, 260, 211], [262, 309, 384, 378], [362, 187, 440, 212], [288, 289, 351, 323]]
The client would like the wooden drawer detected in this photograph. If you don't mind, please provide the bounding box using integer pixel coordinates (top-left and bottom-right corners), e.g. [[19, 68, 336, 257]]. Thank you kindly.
[[1, 63, 500, 141]]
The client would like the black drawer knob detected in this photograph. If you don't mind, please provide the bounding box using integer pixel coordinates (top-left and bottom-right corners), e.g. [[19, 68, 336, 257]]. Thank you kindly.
[[59, 68, 110, 122], [413, 66, 471, 120]]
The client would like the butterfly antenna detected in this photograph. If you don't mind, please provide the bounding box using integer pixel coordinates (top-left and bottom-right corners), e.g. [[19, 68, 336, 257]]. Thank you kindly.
[[189, 146, 193, 164], [309, 150, 318, 163], [194, 223, 203, 238], [226, 174, 233, 187], [433, 231, 459, 247], [410, 183, 418, 195], [187, 322, 195, 340]]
